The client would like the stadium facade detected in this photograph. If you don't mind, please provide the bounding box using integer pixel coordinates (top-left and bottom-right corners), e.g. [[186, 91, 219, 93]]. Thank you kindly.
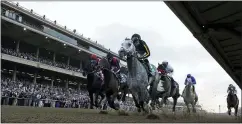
[[1, 1, 126, 89]]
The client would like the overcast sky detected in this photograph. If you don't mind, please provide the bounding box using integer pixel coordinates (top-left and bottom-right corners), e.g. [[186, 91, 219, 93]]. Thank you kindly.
[[16, 1, 241, 113]]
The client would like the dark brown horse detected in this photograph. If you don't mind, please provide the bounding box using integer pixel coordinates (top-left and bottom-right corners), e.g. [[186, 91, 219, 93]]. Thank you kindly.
[[98, 57, 120, 110], [227, 90, 239, 116], [83, 61, 105, 109]]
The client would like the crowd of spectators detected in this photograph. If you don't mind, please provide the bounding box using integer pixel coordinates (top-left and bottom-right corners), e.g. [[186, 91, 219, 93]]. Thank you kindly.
[[1, 75, 90, 108], [1, 47, 83, 73], [1, 75, 137, 111]]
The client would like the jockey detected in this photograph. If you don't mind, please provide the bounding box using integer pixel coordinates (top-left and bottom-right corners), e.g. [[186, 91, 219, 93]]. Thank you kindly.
[[161, 61, 176, 89], [131, 33, 152, 78], [182, 74, 197, 97], [90, 54, 99, 67], [227, 84, 237, 95], [184, 74, 196, 85], [106, 52, 121, 81], [90, 54, 103, 81]]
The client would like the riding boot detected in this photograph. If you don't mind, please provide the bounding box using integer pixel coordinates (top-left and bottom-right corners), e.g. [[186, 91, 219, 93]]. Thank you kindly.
[[182, 86, 187, 97], [144, 61, 152, 77], [169, 77, 176, 95], [149, 85, 153, 95]]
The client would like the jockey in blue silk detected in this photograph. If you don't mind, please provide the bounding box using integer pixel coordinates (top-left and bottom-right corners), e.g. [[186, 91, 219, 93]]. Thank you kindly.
[[182, 74, 197, 96], [184, 74, 196, 85]]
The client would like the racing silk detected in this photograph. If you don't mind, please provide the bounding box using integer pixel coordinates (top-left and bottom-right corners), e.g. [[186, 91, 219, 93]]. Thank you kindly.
[[184, 76, 196, 85], [134, 40, 150, 59], [110, 57, 121, 73], [227, 86, 237, 94]]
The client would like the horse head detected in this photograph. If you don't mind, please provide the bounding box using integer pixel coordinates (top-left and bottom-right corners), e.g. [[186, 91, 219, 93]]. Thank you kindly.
[[118, 38, 137, 59], [157, 63, 166, 76], [82, 61, 95, 76], [186, 80, 194, 95], [228, 90, 235, 96], [98, 57, 111, 71]]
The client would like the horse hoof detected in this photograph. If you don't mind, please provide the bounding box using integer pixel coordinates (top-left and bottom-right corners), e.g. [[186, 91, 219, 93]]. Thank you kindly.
[[138, 108, 141, 113], [99, 110, 108, 114], [146, 113, 160, 120], [118, 110, 129, 116]]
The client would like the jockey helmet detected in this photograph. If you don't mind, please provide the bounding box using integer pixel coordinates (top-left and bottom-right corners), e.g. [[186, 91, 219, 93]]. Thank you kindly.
[[187, 74, 191, 78], [229, 84, 233, 87], [90, 54, 97, 60], [131, 34, 141, 43], [107, 52, 113, 61], [162, 61, 168, 67], [131, 33, 141, 40]]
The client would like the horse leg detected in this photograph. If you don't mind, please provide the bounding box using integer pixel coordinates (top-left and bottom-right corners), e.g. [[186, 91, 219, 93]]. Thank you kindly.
[[185, 102, 190, 113], [172, 96, 178, 113], [192, 102, 196, 113], [195, 93, 198, 105], [94, 92, 99, 108], [121, 87, 128, 103], [106, 92, 117, 110], [98, 92, 105, 109], [102, 98, 108, 110], [227, 106, 231, 115], [89, 91, 94, 109], [131, 91, 141, 112], [234, 105, 238, 116]]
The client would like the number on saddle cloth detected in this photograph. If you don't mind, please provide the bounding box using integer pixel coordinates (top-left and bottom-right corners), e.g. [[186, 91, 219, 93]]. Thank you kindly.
[[120, 74, 127, 84], [149, 64, 156, 76], [95, 72, 104, 85]]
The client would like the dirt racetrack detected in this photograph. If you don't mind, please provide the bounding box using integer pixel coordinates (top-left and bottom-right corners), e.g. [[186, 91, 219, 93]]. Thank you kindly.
[[1, 106, 241, 123]]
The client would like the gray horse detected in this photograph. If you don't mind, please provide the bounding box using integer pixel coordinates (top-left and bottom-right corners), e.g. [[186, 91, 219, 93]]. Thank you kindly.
[[182, 80, 198, 113], [150, 63, 180, 113], [147, 64, 162, 109], [117, 71, 129, 105], [118, 38, 151, 113]]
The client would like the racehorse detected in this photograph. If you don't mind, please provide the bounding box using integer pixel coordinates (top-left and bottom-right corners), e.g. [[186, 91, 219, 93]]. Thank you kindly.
[[151, 63, 180, 113], [227, 90, 239, 116], [117, 66, 129, 104], [82, 61, 105, 109], [182, 80, 198, 113], [98, 57, 120, 110], [146, 64, 161, 109], [118, 38, 151, 114]]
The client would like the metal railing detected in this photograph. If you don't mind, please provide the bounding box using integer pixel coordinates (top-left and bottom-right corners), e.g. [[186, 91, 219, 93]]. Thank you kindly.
[[1, 96, 89, 108]]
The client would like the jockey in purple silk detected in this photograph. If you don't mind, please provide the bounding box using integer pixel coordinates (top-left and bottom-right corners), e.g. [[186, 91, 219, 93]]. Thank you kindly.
[[182, 74, 197, 97]]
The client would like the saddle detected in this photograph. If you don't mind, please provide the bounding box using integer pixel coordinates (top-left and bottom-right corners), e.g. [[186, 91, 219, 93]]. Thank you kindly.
[[94, 72, 104, 86], [139, 60, 152, 77]]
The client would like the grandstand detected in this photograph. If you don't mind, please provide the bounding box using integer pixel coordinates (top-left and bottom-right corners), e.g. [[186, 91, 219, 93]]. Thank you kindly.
[[0, 1, 131, 109], [1, 1, 126, 89]]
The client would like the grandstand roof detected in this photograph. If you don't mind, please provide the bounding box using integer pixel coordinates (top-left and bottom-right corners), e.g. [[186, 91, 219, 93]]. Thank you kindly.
[[1, 18, 90, 60], [1, 1, 126, 62], [165, 2, 242, 89]]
